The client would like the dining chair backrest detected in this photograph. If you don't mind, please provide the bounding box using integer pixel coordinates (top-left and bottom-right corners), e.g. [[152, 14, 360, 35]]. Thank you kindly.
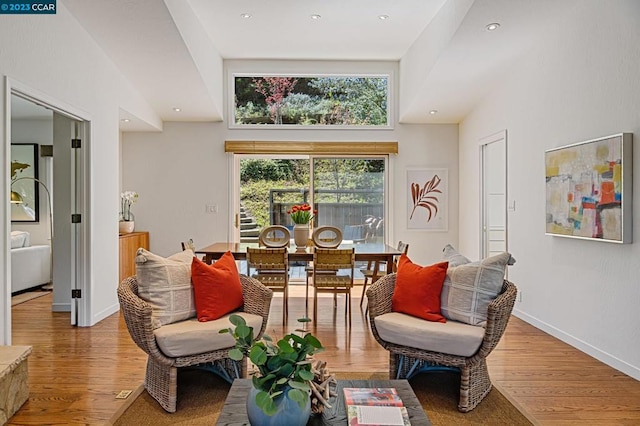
[[392, 241, 410, 272], [258, 225, 291, 248], [181, 238, 196, 252], [246, 247, 289, 273], [313, 247, 354, 273], [312, 226, 343, 248]]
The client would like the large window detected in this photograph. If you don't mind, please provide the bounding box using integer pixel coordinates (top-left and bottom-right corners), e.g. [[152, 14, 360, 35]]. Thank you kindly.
[[232, 75, 390, 128], [237, 156, 387, 244]]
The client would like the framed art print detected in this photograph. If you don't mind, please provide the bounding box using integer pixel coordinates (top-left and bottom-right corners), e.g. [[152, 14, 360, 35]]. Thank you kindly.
[[407, 168, 448, 231]]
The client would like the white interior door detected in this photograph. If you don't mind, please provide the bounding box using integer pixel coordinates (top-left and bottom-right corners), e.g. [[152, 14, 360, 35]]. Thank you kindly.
[[480, 131, 507, 258]]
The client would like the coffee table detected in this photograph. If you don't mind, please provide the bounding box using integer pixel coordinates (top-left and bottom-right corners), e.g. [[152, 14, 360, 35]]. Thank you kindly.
[[216, 379, 432, 425]]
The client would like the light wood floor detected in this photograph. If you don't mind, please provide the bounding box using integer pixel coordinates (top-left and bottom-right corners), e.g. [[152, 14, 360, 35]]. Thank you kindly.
[[8, 286, 640, 425]]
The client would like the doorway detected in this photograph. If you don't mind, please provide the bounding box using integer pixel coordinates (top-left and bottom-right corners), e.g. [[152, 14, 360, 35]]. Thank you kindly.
[[479, 130, 507, 258], [6, 83, 89, 343]]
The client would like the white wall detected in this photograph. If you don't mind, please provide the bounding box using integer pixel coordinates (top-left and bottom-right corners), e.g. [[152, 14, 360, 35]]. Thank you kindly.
[[0, 3, 161, 338], [122, 123, 459, 266], [459, 0, 640, 379]]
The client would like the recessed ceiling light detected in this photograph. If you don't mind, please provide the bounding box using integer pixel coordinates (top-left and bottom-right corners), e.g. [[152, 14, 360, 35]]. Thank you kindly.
[[310, 14, 321, 20], [378, 15, 389, 20], [121, 119, 130, 123], [173, 107, 182, 112], [240, 13, 252, 19], [486, 23, 500, 31], [429, 110, 438, 115]]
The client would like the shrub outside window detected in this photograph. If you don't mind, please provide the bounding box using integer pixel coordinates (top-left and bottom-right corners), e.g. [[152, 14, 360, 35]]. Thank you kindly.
[[232, 75, 390, 128]]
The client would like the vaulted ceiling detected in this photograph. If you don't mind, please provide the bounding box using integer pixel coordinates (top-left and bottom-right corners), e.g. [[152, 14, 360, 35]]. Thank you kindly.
[[59, 0, 568, 130]]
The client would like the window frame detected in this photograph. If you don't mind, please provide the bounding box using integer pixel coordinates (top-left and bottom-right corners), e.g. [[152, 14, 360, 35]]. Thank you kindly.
[[228, 72, 394, 130]]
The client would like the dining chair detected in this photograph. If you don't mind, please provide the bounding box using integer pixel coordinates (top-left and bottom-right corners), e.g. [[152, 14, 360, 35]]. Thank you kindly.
[[180, 238, 196, 251], [311, 248, 355, 324], [246, 247, 289, 324], [359, 241, 409, 308], [305, 226, 344, 306], [258, 225, 291, 248]]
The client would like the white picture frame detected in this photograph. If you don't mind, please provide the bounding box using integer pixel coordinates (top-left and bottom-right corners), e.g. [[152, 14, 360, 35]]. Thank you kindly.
[[407, 168, 448, 231]]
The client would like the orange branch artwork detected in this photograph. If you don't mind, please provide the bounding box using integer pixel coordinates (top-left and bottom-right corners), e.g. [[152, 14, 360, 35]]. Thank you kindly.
[[409, 174, 442, 221]]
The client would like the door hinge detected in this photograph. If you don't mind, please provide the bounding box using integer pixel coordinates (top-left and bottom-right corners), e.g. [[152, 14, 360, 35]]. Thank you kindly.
[[71, 138, 81, 149], [71, 289, 82, 299], [71, 214, 81, 223]]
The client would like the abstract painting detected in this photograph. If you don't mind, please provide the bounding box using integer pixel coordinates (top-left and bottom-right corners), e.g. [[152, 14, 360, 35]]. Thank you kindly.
[[545, 133, 632, 243], [407, 168, 448, 230]]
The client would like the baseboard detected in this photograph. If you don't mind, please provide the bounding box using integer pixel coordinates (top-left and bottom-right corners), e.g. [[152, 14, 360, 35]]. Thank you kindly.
[[51, 302, 70, 312], [93, 303, 120, 326], [513, 309, 640, 381]]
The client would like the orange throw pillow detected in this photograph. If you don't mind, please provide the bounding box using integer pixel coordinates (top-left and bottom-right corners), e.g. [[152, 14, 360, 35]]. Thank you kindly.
[[191, 251, 244, 322], [392, 254, 448, 322]]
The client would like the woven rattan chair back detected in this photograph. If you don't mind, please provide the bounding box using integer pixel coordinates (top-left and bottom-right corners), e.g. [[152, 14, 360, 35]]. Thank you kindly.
[[246, 247, 289, 324], [258, 225, 291, 248], [311, 248, 355, 324], [360, 241, 409, 309]]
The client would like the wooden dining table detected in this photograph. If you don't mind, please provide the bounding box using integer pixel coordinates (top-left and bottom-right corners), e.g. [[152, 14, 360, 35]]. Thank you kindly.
[[196, 241, 402, 272], [196, 242, 402, 315]]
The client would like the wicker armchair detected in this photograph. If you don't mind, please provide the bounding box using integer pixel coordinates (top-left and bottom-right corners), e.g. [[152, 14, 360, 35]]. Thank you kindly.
[[367, 273, 517, 412], [117, 274, 273, 412]]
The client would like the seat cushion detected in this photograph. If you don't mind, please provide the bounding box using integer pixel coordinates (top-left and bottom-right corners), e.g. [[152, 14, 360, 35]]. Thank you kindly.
[[374, 312, 485, 357], [191, 252, 244, 322], [135, 248, 196, 329], [154, 312, 263, 358]]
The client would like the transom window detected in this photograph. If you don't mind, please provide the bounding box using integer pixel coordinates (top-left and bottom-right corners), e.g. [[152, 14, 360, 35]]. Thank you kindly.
[[232, 75, 390, 128]]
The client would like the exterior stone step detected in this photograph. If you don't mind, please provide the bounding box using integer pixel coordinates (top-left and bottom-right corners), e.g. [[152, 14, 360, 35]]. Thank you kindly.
[[240, 221, 257, 230], [240, 229, 260, 237]]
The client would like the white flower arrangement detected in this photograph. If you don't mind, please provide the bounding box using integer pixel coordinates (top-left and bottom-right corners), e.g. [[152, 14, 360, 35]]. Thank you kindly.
[[120, 191, 138, 221]]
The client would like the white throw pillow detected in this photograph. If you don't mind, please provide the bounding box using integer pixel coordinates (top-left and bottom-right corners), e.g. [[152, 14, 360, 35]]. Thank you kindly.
[[10, 231, 30, 249], [135, 248, 196, 329], [441, 246, 515, 326]]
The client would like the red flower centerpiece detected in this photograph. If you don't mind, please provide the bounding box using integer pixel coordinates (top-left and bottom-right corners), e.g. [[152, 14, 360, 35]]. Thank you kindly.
[[287, 204, 317, 248]]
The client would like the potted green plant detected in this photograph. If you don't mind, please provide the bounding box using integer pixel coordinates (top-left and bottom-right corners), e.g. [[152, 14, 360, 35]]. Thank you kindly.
[[221, 314, 328, 425]]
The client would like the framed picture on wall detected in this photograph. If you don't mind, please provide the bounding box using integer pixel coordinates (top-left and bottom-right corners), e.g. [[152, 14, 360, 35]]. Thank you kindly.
[[407, 168, 448, 231], [545, 133, 633, 243], [11, 143, 40, 222]]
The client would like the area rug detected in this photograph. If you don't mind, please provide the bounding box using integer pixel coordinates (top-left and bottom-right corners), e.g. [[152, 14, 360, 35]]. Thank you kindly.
[[110, 370, 533, 425]]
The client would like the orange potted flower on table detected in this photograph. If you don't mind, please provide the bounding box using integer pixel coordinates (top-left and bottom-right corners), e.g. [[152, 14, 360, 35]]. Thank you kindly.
[[287, 204, 317, 248]]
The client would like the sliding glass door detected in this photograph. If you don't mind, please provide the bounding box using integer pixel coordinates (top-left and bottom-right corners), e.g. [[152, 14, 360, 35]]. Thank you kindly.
[[236, 155, 387, 245]]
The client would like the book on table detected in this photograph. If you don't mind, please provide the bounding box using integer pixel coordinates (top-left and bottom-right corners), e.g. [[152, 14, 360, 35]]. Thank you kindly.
[[343, 388, 411, 426]]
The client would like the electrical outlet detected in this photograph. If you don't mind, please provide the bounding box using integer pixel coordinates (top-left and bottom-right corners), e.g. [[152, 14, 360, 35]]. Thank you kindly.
[[205, 204, 218, 214], [115, 390, 132, 399], [518, 290, 523, 303]]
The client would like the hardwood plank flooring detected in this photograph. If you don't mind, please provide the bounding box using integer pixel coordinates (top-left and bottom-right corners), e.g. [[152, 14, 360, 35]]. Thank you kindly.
[[8, 285, 640, 425]]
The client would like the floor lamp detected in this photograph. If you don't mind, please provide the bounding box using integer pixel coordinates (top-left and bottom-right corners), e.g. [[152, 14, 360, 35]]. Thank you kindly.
[[10, 176, 54, 285]]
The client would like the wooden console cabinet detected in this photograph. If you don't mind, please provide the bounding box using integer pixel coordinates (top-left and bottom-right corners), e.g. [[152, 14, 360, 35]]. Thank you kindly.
[[119, 231, 149, 283]]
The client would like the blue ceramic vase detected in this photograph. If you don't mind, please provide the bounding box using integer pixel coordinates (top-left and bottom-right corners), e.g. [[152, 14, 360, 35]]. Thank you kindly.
[[246, 385, 311, 426]]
